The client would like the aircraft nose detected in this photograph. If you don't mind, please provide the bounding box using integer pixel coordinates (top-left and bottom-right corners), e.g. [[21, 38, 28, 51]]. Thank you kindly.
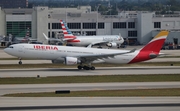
[[4, 47, 11, 54], [4, 48, 9, 53]]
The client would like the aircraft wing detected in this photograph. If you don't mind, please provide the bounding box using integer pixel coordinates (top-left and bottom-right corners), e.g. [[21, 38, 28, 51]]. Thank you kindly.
[[15, 37, 37, 41], [15, 37, 26, 41], [43, 33, 74, 42], [87, 41, 110, 48], [74, 48, 136, 63], [62, 38, 75, 41], [28, 38, 37, 41]]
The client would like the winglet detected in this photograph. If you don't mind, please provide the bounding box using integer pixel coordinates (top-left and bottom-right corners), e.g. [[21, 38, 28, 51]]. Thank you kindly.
[[87, 44, 93, 48], [43, 33, 49, 40], [129, 48, 136, 53]]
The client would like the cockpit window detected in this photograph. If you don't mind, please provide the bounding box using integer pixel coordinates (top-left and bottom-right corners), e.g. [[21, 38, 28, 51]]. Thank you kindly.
[[9, 46, 13, 48]]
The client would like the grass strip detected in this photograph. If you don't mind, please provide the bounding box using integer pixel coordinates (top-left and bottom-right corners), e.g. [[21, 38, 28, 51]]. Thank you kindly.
[[0, 62, 180, 69], [3, 88, 180, 97], [0, 74, 180, 84]]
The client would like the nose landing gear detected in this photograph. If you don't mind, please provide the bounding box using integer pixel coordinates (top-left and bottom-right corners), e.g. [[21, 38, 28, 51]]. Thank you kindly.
[[18, 58, 22, 65]]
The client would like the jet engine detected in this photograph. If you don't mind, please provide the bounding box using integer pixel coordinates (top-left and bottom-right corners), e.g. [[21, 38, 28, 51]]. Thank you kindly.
[[64, 57, 80, 65], [51, 60, 63, 64], [106, 42, 117, 47]]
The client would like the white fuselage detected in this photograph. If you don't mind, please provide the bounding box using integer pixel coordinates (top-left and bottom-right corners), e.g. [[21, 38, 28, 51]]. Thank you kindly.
[[4, 44, 139, 64], [67, 35, 124, 46]]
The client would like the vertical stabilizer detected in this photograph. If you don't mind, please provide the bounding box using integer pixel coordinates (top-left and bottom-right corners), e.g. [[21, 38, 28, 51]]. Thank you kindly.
[[140, 30, 169, 53], [129, 30, 169, 64], [60, 20, 76, 39]]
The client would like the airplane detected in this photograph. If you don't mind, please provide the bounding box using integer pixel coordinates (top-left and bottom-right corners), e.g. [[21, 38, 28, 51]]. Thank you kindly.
[[43, 20, 124, 48], [15, 28, 37, 43], [4, 30, 169, 70]]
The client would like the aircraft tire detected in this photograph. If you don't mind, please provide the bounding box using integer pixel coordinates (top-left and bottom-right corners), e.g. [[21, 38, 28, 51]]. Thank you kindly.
[[90, 66, 95, 70], [19, 61, 22, 65], [83, 66, 90, 70], [86, 67, 90, 70], [77, 65, 82, 70]]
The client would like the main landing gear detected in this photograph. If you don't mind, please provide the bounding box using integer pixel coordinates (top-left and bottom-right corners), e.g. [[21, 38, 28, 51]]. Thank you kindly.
[[77, 65, 95, 70], [18, 58, 22, 65]]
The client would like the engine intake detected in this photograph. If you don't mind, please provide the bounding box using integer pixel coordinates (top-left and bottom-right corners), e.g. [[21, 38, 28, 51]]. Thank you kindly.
[[64, 57, 80, 65], [106, 42, 117, 47], [51, 60, 63, 64]]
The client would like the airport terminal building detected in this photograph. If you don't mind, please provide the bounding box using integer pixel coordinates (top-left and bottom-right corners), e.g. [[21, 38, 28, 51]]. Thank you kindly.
[[0, 6, 180, 45]]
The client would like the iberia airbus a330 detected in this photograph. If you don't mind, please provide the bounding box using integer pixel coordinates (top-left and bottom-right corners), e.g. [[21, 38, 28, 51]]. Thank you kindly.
[[4, 30, 169, 70]]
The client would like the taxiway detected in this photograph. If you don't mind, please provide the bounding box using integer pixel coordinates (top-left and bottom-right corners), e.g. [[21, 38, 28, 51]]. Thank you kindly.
[[0, 49, 180, 111], [0, 66, 180, 77]]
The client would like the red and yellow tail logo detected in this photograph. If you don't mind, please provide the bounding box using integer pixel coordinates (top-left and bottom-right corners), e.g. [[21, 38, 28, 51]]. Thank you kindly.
[[129, 30, 169, 64], [140, 30, 169, 53]]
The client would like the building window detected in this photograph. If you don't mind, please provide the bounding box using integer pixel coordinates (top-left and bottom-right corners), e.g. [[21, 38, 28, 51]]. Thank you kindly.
[[6, 21, 31, 37], [98, 22, 104, 29], [83, 23, 96, 29], [85, 31, 96, 35], [48, 32, 50, 37], [113, 22, 126, 28], [52, 32, 55, 38], [128, 31, 137, 37], [154, 22, 161, 28], [0, 0, 27, 8], [67, 23, 81, 29], [71, 31, 81, 36], [128, 22, 135, 28], [52, 23, 62, 29], [48, 23, 50, 29]]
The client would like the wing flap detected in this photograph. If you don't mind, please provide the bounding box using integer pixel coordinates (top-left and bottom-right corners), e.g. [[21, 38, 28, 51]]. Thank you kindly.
[[76, 48, 136, 63], [43, 33, 75, 42]]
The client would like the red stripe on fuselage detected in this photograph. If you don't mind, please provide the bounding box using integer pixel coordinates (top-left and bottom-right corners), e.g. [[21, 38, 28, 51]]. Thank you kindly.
[[64, 36, 76, 38], [67, 39, 80, 42], [128, 51, 158, 64]]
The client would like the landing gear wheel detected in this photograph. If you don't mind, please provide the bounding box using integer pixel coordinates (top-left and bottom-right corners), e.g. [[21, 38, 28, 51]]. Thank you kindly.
[[77, 65, 82, 70], [83, 66, 90, 70], [19, 61, 22, 65], [90, 66, 95, 70]]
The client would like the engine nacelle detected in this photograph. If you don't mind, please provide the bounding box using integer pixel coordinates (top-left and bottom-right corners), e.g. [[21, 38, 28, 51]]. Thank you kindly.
[[64, 57, 80, 65], [51, 60, 63, 64], [106, 42, 117, 47]]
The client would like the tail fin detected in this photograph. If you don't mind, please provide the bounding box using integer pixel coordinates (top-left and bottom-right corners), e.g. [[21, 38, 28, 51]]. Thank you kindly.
[[140, 30, 169, 53], [129, 30, 169, 64], [43, 33, 49, 40], [60, 20, 76, 39], [24, 27, 30, 39]]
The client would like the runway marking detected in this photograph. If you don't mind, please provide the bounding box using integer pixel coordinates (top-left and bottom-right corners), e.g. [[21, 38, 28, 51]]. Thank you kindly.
[[0, 103, 180, 110]]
